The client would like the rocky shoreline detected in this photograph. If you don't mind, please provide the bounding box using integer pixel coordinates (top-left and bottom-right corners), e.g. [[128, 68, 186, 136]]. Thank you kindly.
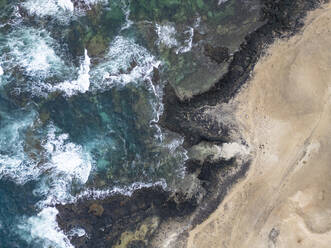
[[56, 1, 327, 247], [187, 2, 331, 246]]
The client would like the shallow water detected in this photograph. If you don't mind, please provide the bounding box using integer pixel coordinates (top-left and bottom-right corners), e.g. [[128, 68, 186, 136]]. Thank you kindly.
[[0, 1, 186, 247], [0, 0, 259, 247]]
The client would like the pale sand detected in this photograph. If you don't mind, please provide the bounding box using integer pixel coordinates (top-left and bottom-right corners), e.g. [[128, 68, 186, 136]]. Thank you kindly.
[[187, 3, 331, 248]]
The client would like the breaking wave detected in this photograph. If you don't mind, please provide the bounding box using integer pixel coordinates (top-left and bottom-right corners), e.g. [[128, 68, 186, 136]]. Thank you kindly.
[[0, 1, 190, 247], [1, 27, 66, 79], [18, 207, 74, 248], [91, 36, 160, 90], [22, 0, 74, 18], [54, 49, 91, 96]]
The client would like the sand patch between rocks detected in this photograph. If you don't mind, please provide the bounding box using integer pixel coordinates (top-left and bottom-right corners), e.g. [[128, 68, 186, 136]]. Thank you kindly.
[[187, 3, 331, 248]]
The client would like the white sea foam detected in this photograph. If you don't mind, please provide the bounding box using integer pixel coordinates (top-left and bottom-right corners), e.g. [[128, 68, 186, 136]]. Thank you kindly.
[[70, 0, 109, 15], [18, 207, 74, 248], [156, 24, 178, 48], [0, 117, 91, 206], [72, 180, 167, 201], [155, 19, 198, 54], [27, 45, 58, 74], [1, 119, 89, 248], [34, 124, 92, 207], [149, 83, 164, 142], [0, 156, 32, 183], [57, 0, 74, 11], [22, 0, 58, 17], [22, 0, 74, 20], [3, 30, 158, 98], [154, 16, 201, 54], [22, 0, 114, 22], [4, 29, 90, 97], [163, 134, 188, 179], [177, 17, 198, 54], [91, 36, 160, 89], [54, 49, 91, 96], [18, 181, 165, 248], [194, 16, 201, 28], [81, 0, 107, 6], [0, 5, 23, 28], [4, 28, 65, 79], [0, 65, 3, 76], [90, 36, 165, 145], [121, 6, 133, 31], [218, 0, 229, 5], [15, 124, 91, 248], [176, 27, 194, 54], [0, 27, 76, 96], [165, 136, 185, 154], [68, 227, 87, 238], [0, 111, 44, 184], [45, 125, 92, 184]]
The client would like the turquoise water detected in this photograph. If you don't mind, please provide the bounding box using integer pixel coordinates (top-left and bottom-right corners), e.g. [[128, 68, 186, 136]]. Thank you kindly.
[[0, 1, 190, 247], [0, 0, 253, 247]]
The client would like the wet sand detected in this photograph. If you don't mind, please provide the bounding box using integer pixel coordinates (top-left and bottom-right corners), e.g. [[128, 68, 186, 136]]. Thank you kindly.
[[187, 3, 331, 248]]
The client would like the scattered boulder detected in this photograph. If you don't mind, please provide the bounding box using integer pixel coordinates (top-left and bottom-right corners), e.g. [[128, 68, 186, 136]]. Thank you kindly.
[[88, 203, 104, 217]]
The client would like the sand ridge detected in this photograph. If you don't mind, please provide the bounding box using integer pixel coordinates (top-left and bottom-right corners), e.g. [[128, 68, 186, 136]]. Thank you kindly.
[[187, 3, 331, 248]]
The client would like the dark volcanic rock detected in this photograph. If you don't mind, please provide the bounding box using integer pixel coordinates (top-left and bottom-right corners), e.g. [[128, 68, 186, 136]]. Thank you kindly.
[[56, 0, 328, 247], [160, 0, 328, 143], [56, 187, 196, 248], [162, 0, 265, 100], [204, 44, 230, 64]]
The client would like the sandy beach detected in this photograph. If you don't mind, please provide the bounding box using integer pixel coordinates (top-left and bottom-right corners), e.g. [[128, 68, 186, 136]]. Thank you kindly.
[[187, 3, 331, 247]]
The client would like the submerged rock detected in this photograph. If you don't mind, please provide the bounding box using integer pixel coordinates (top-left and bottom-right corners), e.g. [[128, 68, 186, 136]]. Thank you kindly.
[[51, 0, 327, 247], [65, 0, 126, 58], [113, 216, 160, 248], [203, 44, 229, 64], [131, 0, 264, 100], [88, 203, 104, 217], [56, 186, 196, 248]]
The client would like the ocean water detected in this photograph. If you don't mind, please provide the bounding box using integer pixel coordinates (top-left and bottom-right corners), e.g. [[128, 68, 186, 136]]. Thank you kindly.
[[0, 0, 241, 247], [0, 1, 188, 247]]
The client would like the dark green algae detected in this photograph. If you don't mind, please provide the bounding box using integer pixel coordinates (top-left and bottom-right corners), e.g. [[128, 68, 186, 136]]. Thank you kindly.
[[64, 0, 263, 97], [67, 1, 127, 57], [130, 0, 237, 23], [39, 88, 186, 187], [0, 0, 264, 246], [130, 0, 264, 99], [55, 0, 329, 247], [2, 0, 264, 188]]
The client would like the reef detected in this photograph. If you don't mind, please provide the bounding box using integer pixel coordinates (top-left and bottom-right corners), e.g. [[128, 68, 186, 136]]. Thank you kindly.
[[56, 0, 328, 247]]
